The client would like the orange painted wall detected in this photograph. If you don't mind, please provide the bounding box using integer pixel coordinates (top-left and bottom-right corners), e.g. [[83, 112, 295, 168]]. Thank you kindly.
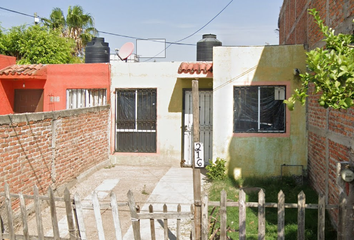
[[0, 55, 16, 69], [0, 80, 14, 114], [0, 62, 110, 114], [0, 79, 46, 114], [44, 63, 111, 111], [0, 55, 17, 114]]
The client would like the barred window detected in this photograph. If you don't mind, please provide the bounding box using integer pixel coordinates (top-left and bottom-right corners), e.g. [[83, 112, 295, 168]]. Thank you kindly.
[[66, 89, 106, 109], [115, 89, 157, 153], [234, 86, 286, 133]]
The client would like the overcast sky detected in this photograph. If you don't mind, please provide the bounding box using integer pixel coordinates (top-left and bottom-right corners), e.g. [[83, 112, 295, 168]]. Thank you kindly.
[[0, 0, 284, 62]]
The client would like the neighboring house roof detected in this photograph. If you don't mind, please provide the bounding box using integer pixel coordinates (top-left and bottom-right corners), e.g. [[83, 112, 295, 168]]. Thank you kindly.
[[178, 62, 213, 75], [0, 64, 47, 79]]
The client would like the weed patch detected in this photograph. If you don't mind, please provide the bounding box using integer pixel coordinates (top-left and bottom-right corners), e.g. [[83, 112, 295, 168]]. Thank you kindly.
[[207, 176, 336, 239]]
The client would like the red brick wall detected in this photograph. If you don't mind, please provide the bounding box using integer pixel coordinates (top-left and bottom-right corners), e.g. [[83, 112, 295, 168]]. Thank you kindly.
[[307, 81, 353, 226], [307, 132, 326, 194], [295, 12, 308, 44], [279, 0, 354, 49], [307, 84, 327, 129], [280, 1, 354, 228], [0, 106, 109, 202]]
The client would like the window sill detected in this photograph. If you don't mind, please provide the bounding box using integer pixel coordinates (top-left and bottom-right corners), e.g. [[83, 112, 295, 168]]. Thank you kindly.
[[112, 152, 159, 156], [233, 132, 290, 138]]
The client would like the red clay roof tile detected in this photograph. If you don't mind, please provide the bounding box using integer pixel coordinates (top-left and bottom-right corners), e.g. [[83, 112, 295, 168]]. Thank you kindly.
[[178, 62, 213, 74], [0, 64, 45, 76]]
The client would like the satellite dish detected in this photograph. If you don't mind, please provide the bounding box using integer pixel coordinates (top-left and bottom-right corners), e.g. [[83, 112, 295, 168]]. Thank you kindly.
[[116, 42, 134, 61]]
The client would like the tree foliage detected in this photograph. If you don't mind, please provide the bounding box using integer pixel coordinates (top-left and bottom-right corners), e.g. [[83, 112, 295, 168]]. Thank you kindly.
[[0, 25, 79, 64], [42, 7, 66, 31], [284, 9, 354, 110], [0, 24, 5, 53], [42, 5, 97, 56]]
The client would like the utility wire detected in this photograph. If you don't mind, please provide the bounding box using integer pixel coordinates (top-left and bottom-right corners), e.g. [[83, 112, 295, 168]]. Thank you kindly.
[[0, 6, 37, 18], [0, 6, 195, 46], [98, 30, 195, 46], [0, 1, 234, 59], [175, 0, 233, 43], [143, 0, 233, 61]]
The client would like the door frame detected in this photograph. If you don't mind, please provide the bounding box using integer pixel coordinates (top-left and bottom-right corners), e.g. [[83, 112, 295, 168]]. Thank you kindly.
[[182, 88, 213, 167]]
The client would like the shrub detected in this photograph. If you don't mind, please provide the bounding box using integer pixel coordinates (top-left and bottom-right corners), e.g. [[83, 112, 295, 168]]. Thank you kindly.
[[206, 157, 226, 181]]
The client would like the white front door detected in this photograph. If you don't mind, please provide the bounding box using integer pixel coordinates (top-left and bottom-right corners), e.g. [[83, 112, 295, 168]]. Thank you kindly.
[[183, 90, 213, 166]]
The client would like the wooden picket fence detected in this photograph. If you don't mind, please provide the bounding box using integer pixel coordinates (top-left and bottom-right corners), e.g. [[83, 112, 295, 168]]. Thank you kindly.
[[1, 183, 353, 240], [0, 184, 195, 240], [202, 189, 353, 240], [0, 183, 126, 240], [127, 190, 195, 240]]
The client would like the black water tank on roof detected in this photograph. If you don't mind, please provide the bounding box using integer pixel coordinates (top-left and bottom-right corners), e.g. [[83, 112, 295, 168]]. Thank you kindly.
[[197, 34, 222, 61], [85, 37, 110, 63]]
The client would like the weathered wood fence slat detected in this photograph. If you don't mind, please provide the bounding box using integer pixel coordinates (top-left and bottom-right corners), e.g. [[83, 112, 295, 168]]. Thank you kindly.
[[19, 193, 30, 240], [277, 190, 285, 240], [110, 192, 123, 240], [5, 182, 15, 240], [2, 184, 353, 240], [317, 194, 326, 240], [297, 191, 305, 240], [258, 189, 265, 240], [220, 190, 226, 240], [92, 191, 105, 240], [49, 186, 60, 239], [127, 190, 194, 240], [239, 189, 246, 240], [0, 182, 124, 240], [64, 188, 76, 240], [73, 192, 86, 240], [34, 185, 44, 240], [204, 189, 353, 240], [149, 205, 156, 240]]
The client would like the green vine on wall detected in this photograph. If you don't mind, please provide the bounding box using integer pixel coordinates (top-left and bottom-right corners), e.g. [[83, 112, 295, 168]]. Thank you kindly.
[[284, 9, 354, 110]]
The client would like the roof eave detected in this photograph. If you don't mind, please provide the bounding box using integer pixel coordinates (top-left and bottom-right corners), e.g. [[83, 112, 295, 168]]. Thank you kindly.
[[0, 75, 47, 80], [178, 72, 213, 78]]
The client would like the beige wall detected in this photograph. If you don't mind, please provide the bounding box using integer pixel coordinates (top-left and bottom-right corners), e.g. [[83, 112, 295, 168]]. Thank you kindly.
[[110, 62, 212, 166], [212, 45, 308, 178], [110, 45, 308, 175]]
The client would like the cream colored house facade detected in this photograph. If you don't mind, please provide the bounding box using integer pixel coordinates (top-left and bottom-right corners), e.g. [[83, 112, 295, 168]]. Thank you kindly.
[[110, 45, 307, 178]]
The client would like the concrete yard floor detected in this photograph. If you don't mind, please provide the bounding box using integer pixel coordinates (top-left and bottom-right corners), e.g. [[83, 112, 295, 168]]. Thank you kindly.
[[15, 165, 206, 239], [70, 165, 171, 238]]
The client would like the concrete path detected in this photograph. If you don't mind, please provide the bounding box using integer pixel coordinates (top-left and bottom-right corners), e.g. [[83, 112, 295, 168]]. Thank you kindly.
[[123, 167, 196, 240], [14, 165, 205, 240]]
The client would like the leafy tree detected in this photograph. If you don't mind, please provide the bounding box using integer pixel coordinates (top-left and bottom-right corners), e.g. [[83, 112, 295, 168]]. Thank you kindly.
[[42, 7, 66, 31], [66, 5, 97, 56], [0, 23, 5, 54], [284, 9, 354, 110], [0, 25, 24, 59], [42, 5, 97, 56], [0, 25, 79, 64]]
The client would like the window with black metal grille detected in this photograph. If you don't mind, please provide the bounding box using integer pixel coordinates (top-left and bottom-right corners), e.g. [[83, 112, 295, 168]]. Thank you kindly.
[[115, 88, 157, 153]]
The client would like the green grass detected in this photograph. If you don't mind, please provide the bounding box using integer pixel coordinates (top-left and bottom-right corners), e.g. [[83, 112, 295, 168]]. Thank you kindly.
[[207, 176, 337, 240]]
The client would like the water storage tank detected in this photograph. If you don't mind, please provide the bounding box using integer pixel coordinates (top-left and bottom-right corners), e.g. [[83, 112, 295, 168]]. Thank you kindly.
[[197, 34, 222, 61], [85, 37, 110, 63]]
